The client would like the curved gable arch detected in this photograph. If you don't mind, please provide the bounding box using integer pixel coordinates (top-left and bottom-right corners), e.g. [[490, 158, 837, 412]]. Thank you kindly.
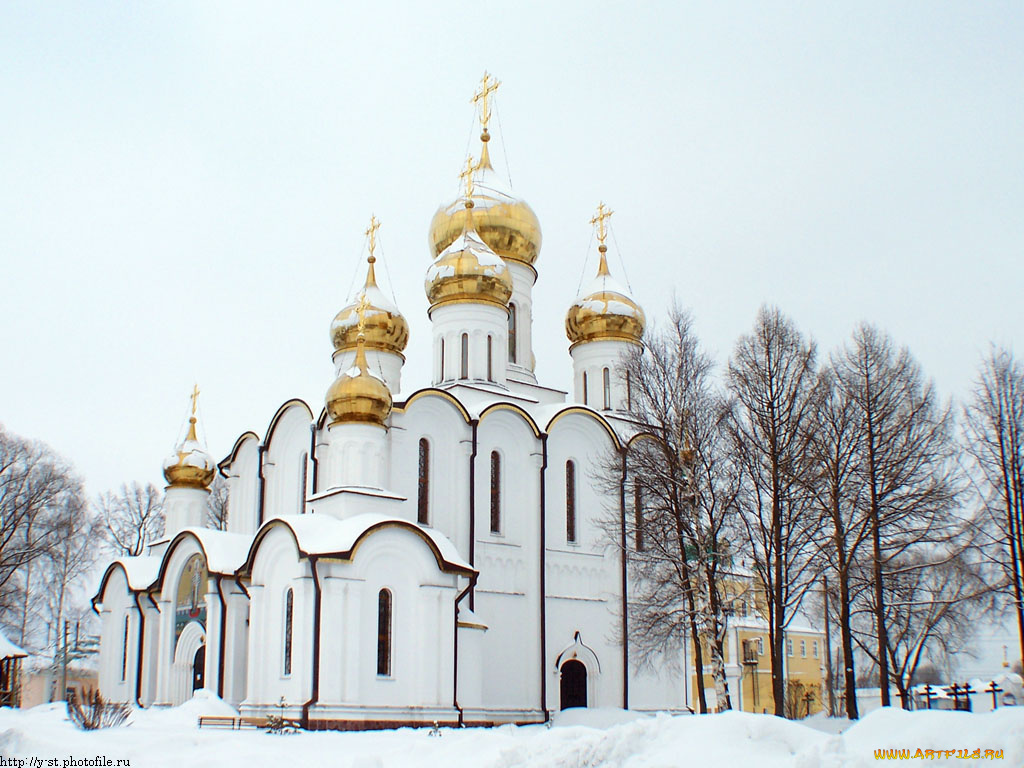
[[392, 388, 472, 423], [92, 562, 140, 611], [218, 431, 259, 477], [263, 401, 313, 520], [545, 407, 623, 451], [155, 530, 213, 599], [264, 399, 314, 445], [477, 402, 542, 438], [240, 518, 303, 578], [238, 517, 474, 580]]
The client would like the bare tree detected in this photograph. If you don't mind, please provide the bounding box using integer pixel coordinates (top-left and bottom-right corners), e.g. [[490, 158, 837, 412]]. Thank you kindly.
[[0, 425, 82, 638], [833, 324, 959, 707], [205, 474, 229, 531], [851, 544, 989, 708], [39, 494, 103, 655], [612, 307, 739, 712], [807, 367, 870, 719], [96, 482, 164, 557], [726, 305, 823, 717], [963, 347, 1024, 671]]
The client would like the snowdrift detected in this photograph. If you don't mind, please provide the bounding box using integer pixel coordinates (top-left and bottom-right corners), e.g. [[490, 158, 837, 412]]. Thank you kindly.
[[0, 697, 1020, 767]]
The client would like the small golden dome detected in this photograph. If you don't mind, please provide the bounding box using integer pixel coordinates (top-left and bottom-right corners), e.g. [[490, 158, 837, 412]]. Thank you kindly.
[[565, 249, 646, 349], [330, 256, 409, 356], [425, 203, 514, 311], [429, 131, 542, 267], [163, 416, 216, 489], [326, 338, 393, 427]]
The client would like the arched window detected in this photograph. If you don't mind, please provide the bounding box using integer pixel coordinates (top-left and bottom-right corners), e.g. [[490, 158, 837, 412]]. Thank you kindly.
[[121, 615, 130, 682], [565, 460, 577, 543], [508, 304, 517, 363], [626, 373, 632, 411], [487, 336, 494, 381], [377, 589, 392, 676], [283, 588, 293, 676], [603, 368, 611, 410], [417, 438, 430, 525], [634, 482, 644, 551], [440, 338, 445, 381], [490, 451, 501, 534], [582, 371, 588, 405], [460, 333, 469, 379]]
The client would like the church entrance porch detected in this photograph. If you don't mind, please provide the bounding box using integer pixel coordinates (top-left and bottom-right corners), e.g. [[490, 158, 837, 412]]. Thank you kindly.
[[172, 620, 206, 704], [560, 660, 587, 710]]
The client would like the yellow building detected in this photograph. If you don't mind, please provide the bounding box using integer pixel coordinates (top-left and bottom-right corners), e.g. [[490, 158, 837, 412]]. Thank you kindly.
[[689, 576, 827, 717]]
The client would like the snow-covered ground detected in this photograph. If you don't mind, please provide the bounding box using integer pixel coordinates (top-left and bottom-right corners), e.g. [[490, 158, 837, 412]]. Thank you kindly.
[[1, 694, 1022, 767]]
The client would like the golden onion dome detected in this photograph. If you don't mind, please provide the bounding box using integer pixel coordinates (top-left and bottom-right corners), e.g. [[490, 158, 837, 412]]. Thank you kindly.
[[163, 415, 216, 489], [429, 131, 542, 267], [425, 201, 514, 311], [325, 337, 393, 427], [565, 248, 646, 349], [330, 255, 409, 356]]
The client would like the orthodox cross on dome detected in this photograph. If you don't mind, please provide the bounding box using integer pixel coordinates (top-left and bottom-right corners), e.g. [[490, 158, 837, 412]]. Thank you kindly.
[[354, 293, 372, 373], [459, 154, 480, 202], [364, 215, 380, 264], [355, 293, 371, 335], [471, 71, 501, 134], [190, 383, 200, 417], [590, 202, 613, 249]]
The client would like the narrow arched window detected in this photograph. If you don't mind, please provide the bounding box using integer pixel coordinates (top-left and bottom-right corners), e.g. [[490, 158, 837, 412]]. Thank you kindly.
[[626, 373, 632, 411], [283, 588, 293, 676], [121, 615, 129, 682], [440, 338, 445, 381], [487, 336, 494, 381], [603, 368, 611, 410], [634, 482, 644, 551], [565, 460, 577, 543], [377, 589, 392, 676], [460, 333, 469, 379], [490, 451, 501, 534], [508, 304, 517, 363], [582, 371, 588, 405], [417, 438, 430, 525]]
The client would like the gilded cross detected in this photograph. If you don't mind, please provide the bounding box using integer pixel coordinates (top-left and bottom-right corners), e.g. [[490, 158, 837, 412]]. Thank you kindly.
[[459, 154, 480, 200], [590, 202, 613, 247], [190, 384, 200, 416], [355, 293, 371, 335], [365, 215, 380, 262], [471, 72, 501, 132]]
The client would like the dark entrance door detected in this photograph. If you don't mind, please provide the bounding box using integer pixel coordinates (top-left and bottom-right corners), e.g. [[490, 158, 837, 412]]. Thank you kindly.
[[192, 645, 206, 692], [560, 660, 587, 709]]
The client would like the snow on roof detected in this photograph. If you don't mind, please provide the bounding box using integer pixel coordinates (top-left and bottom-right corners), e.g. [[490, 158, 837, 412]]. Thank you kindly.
[[263, 512, 473, 574], [115, 554, 162, 591], [0, 629, 26, 659], [177, 528, 252, 575]]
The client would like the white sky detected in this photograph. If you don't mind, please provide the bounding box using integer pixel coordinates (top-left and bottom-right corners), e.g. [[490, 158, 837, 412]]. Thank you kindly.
[[1, 2, 1022, 495]]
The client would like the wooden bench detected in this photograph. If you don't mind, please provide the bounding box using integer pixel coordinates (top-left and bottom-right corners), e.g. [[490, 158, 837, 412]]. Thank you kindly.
[[198, 716, 263, 730]]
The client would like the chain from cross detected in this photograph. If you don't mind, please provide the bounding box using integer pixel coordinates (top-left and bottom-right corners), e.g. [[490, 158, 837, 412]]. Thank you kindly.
[[471, 72, 501, 132], [590, 202, 613, 246], [190, 384, 200, 416], [365, 215, 380, 262]]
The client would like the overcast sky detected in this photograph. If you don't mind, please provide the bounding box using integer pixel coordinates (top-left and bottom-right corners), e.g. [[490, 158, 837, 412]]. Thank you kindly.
[[2, 2, 1022, 495]]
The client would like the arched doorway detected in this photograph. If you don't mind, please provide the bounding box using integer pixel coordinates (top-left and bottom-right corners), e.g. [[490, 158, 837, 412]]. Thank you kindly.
[[560, 659, 587, 710], [192, 646, 205, 692]]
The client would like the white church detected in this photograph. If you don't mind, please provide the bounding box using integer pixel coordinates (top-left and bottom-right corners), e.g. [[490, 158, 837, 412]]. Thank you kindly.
[[93, 77, 688, 729]]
